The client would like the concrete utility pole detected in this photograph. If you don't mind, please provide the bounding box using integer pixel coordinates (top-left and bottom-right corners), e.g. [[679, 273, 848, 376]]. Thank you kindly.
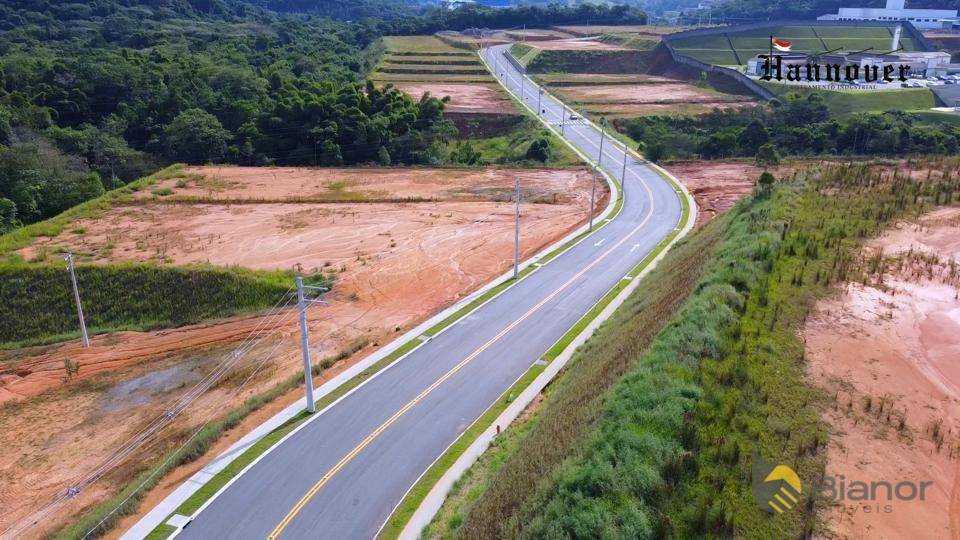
[[297, 277, 328, 413], [560, 107, 565, 135], [597, 119, 606, 165], [513, 176, 521, 279], [589, 169, 597, 231], [521, 75, 525, 101], [64, 253, 89, 348], [621, 145, 629, 199], [537, 87, 543, 115]]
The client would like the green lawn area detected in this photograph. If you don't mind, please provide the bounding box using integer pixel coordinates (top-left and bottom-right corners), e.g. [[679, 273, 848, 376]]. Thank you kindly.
[[382, 35, 464, 54], [759, 82, 936, 114]]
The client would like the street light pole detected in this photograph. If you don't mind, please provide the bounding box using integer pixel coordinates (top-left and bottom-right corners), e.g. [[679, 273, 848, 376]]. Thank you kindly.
[[589, 168, 597, 232], [621, 145, 629, 199], [64, 253, 89, 348], [597, 119, 606, 166], [513, 176, 521, 279]]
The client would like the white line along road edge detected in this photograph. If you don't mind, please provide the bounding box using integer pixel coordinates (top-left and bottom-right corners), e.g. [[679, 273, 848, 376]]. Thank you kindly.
[[122, 70, 621, 540], [396, 47, 699, 539]]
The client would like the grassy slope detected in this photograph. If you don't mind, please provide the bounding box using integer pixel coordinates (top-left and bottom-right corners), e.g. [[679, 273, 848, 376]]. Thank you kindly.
[[760, 83, 936, 114], [461, 118, 581, 167], [436, 208, 725, 539], [450, 160, 960, 538], [0, 166, 314, 345]]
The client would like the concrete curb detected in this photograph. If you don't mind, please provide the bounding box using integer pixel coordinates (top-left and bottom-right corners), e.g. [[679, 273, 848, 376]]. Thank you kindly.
[[122, 61, 619, 540], [396, 48, 699, 540]]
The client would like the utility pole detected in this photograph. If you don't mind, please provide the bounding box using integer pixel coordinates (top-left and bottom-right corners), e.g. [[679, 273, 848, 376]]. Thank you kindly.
[[297, 277, 328, 413], [521, 75, 525, 101], [64, 253, 89, 348], [513, 176, 521, 279], [597, 119, 606, 166], [560, 107, 565, 136], [621, 145, 629, 199], [537, 87, 543, 115], [589, 169, 597, 232]]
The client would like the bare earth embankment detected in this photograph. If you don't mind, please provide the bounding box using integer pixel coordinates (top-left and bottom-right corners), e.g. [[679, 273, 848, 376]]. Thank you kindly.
[[806, 207, 960, 539], [664, 160, 800, 226], [0, 166, 603, 538]]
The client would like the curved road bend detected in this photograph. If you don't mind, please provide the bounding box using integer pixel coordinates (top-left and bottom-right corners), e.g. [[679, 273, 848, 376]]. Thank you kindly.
[[174, 44, 683, 539]]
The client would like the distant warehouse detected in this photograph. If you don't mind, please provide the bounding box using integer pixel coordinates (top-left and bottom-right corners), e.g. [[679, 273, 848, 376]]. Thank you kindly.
[[819, 0, 958, 30]]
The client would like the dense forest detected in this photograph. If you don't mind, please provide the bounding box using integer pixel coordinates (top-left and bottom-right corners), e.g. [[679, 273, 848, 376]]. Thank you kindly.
[[0, 0, 643, 231], [619, 93, 960, 163]]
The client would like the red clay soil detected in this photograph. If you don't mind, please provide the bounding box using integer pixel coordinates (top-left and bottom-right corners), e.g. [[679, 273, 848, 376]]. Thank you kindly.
[[560, 83, 752, 105], [663, 160, 797, 227], [392, 83, 515, 114], [0, 166, 603, 538], [806, 207, 960, 539]]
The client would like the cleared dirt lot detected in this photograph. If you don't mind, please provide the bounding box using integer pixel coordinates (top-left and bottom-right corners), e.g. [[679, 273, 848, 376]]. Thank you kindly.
[[806, 207, 960, 539], [392, 83, 515, 114], [547, 76, 756, 118], [663, 160, 798, 227], [1, 166, 603, 537], [560, 83, 752, 104]]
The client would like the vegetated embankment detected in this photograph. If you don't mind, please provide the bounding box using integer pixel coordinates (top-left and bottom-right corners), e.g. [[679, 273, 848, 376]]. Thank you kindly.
[[511, 42, 650, 74], [0, 166, 301, 346], [438, 159, 960, 539]]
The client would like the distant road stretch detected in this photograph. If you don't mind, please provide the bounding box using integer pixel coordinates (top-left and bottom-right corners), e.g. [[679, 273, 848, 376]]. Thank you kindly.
[[162, 44, 684, 540]]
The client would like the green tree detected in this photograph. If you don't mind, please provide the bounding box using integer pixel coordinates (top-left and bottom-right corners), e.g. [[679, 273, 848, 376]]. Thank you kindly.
[[757, 171, 776, 193], [0, 197, 16, 232], [755, 143, 781, 167], [739, 120, 770, 155], [698, 131, 738, 159], [163, 109, 232, 164], [376, 146, 391, 166], [451, 141, 482, 165], [524, 138, 552, 163]]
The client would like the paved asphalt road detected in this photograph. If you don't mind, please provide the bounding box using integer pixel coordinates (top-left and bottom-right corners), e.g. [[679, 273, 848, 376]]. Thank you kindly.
[[177, 45, 683, 540]]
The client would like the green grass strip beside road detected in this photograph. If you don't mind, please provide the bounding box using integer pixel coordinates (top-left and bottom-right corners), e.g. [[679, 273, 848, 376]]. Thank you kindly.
[[143, 177, 628, 539], [378, 161, 692, 539], [544, 177, 689, 362], [146, 53, 668, 540], [145, 338, 425, 538], [378, 363, 546, 539]]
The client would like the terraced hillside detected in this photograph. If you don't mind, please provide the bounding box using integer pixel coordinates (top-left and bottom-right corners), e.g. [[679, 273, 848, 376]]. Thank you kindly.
[[375, 36, 491, 84], [375, 36, 521, 137], [669, 24, 922, 67]]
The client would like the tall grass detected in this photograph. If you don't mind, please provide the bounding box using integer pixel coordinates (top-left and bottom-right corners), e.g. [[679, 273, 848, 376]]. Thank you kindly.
[[0, 262, 314, 344], [451, 209, 727, 539], [455, 158, 960, 538]]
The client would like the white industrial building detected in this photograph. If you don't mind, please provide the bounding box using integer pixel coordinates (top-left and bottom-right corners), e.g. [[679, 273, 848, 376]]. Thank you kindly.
[[818, 0, 958, 30]]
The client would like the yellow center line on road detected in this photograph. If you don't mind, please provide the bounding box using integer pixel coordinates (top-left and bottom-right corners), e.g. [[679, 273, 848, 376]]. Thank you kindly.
[[267, 63, 659, 540]]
